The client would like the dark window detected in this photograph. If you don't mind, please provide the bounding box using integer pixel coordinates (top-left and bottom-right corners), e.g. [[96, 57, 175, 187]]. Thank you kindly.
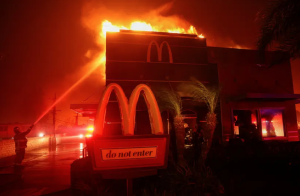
[[232, 110, 258, 139]]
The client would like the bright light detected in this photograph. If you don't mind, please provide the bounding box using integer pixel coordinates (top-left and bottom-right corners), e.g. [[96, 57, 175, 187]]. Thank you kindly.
[[85, 134, 92, 138], [198, 34, 204, 38], [39, 133, 44, 137], [262, 129, 267, 137], [101, 20, 204, 39], [87, 126, 94, 132], [79, 134, 84, 138], [130, 21, 154, 31], [262, 129, 267, 134]]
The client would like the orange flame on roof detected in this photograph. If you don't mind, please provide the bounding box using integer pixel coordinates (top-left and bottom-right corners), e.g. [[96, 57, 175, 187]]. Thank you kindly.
[[81, 2, 204, 83], [101, 20, 204, 38]]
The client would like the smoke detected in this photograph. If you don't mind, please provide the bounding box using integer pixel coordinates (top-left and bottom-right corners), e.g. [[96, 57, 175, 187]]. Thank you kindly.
[[0, 0, 257, 127], [81, 1, 201, 40], [80, 0, 204, 87], [206, 37, 252, 49]]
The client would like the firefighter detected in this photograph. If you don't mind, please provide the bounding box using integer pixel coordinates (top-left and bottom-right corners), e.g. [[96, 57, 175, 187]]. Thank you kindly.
[[193, 124, 204, 162], [14, 125, 34, 166]]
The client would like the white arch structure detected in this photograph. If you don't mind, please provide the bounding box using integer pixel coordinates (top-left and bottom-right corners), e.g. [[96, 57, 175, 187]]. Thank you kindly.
[[147, 40, 173, 63], [94, 83, 164, 136]]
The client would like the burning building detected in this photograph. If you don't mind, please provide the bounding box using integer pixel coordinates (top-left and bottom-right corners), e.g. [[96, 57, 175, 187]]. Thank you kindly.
[[71, 29, 300, 142]]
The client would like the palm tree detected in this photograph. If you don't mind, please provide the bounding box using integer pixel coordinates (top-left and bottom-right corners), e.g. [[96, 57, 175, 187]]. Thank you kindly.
[[154, 88, 185, 162], [179, 78, 220, 160], [257, 0, 300, 60]]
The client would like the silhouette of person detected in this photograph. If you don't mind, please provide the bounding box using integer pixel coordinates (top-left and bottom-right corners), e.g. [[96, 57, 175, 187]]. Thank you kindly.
[[14, 125, 34, 166]]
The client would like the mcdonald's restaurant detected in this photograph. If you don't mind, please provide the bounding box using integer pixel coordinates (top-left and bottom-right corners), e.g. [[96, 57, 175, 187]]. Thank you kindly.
[[71, 30, 300, 143]]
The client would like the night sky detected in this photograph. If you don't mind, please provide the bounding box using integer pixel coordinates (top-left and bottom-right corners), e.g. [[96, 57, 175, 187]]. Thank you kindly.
[[0, 0, 299, 125]]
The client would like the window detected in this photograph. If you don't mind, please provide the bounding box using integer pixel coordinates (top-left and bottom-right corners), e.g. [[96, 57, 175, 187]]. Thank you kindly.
[[233, 110, 258, 136], [260, 109, 284, 137]]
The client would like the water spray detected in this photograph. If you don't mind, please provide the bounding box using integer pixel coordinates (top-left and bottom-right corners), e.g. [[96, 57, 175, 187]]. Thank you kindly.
[[34, 55, 105, 125]]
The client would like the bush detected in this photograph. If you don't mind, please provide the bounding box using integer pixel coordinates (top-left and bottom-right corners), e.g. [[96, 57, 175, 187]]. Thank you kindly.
[[136, 160, 224, 196], [71, 154, 224, 196]]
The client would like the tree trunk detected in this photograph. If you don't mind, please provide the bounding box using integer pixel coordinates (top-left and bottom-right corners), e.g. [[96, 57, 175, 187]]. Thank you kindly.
[[202, 112, 217, 160], [174, 116, 185, 162]]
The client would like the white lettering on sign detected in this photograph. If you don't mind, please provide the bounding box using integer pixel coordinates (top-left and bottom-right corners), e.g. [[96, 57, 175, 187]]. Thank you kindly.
[[101, 147, 157, 161]]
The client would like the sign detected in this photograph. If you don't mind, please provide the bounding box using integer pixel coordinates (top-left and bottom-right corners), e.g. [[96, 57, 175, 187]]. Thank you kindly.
[[94, 83, 164, 136], [102, 147, 157, 161], [147, 40, 173, 63], [90, 83, 169, 173], [91, 135, 168, 171]]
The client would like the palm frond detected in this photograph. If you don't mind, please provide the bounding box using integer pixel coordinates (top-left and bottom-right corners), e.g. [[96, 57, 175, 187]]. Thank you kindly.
[[257, 0, 300, 59], [153, 87, 182, 118], [179, 77, 220, 113]]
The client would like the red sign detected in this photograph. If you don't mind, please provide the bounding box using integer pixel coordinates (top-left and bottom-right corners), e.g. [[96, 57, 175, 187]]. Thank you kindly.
[[90, 135, 169, 171], [88, 83, 169, 180]]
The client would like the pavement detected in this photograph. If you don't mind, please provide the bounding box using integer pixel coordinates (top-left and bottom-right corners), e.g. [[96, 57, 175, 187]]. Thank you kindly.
[[0, 136, 85, 196]]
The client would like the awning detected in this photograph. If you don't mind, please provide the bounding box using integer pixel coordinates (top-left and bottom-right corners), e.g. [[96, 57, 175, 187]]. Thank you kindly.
[[229, 93, 300, 102], [70, 104, 98, 118]]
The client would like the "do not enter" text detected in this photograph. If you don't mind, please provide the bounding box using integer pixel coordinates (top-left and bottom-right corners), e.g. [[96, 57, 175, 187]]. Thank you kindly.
[[101, 147, 157, 160]]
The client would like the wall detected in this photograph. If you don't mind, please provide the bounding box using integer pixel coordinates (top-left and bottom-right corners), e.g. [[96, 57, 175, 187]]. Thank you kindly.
[[208, 47, 298, 141]]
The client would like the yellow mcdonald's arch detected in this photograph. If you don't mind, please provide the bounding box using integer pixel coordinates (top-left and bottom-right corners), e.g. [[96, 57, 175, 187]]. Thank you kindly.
[[94, 83, 164, 136], [147, 41, 173, 63]]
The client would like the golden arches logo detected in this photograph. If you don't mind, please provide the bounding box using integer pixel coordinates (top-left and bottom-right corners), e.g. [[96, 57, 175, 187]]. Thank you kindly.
[[147, 41, 173, 63], [94, 83, 164, 136]]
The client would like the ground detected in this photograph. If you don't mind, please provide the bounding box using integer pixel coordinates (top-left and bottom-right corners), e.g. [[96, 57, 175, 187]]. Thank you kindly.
[[0, 136, 83, 196]]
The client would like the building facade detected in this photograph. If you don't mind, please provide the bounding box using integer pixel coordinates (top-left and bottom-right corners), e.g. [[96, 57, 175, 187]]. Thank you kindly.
[[71, 30, 300, 141]]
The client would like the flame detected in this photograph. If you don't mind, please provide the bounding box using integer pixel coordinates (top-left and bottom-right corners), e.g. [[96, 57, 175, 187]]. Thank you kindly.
[[101, 20, 204, 38], [81, 3, 204, 87]]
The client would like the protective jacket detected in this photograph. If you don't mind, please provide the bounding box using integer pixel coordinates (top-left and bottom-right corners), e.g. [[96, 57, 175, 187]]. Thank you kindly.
[[14, 128, 32, 149]]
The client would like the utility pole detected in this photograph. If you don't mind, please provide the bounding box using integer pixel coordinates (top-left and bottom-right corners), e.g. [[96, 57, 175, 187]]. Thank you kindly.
[[53, 93, 56, 137], [50, 93, 60, 150]]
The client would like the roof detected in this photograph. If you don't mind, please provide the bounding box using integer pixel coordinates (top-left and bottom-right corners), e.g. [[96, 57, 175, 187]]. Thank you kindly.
[[229, 93, 300, 102], [70, 104, 98, 118], [119, 29, 199, 39]]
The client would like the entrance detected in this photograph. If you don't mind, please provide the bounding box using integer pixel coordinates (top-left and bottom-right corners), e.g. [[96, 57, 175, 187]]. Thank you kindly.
[[182, 110, 197, 148], [232, 109, 259, 140]]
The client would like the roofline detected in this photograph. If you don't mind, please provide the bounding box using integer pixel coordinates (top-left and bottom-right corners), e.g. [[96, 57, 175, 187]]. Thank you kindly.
[[113, 30, 203, 39], [207, 46, 289, 54]]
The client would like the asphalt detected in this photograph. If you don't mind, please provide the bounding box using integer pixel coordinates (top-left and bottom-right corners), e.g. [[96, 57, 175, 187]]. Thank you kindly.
[[0, 136, 84, 196]]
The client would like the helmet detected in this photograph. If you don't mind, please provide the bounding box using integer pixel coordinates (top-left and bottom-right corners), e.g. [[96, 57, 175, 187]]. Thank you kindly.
[[14, 127, 20, 134]]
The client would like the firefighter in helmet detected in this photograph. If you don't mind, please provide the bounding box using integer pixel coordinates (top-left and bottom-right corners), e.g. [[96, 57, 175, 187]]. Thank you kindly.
[[14, 125, 34, 165]]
